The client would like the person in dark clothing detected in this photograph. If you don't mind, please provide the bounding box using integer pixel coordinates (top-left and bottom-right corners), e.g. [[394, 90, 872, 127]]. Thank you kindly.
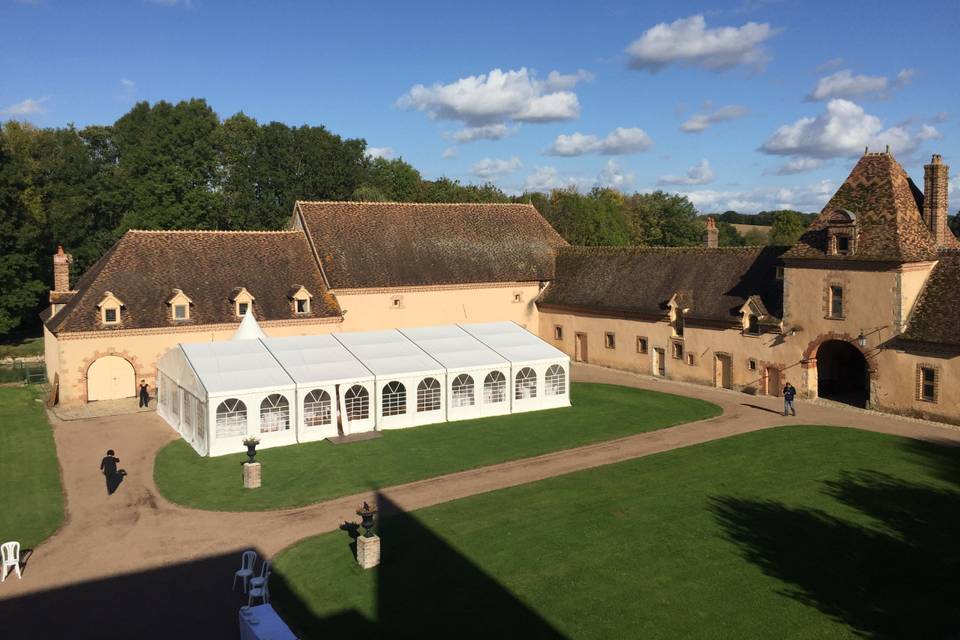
[[100, 449, 123, 495], [138, 380, 150, 408], [782, 382, 797, 416]]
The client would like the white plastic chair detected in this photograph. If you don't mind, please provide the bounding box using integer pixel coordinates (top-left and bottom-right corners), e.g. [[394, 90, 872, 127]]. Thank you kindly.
[[250, 559, 271, 590], [1, 541, 20, 582], [247, 571, 270, 607], [232, 550, 257, 593]]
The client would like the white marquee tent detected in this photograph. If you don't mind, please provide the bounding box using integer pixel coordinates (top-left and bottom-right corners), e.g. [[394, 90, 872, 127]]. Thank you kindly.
[[156, 317, 570, 456]]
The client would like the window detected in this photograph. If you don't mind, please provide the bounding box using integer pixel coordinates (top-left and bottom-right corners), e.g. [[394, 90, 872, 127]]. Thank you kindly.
[[417, 378, 441, 412], [918, 366, 938, 402], [545, 365, 566, 396], [636, 337, 648, 354], [391, 296, 402, 309], [836, 235, 851, 255], [829, 285, 844, 318], [296, 298, 308, 314], [747, 359, 758, 371], [747, 314, 760, 336], [174, 304, 188, 320], [483, 371, 506, 404], [513, 293, 522, 303], [515, 367, 537, 400], [775, 266, 784, 280], [686, 353, 696, 366], [451, 374, 475, 408], [260, 394, 290, 433], [382, 381, 406, 416], [675, 310, 684, 337], [104, 307, 118, 324], [237, 302, 249, 316], [215, 398, 247, 438], [605, 332, 616, 349], [554, 325, 563, 340], [344, 385, 369, 420], [672, 341, 684, 360], [304, 389, 332, 427]]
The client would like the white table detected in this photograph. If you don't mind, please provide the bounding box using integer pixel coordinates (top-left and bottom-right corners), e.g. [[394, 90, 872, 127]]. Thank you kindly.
[[238, 604, 298, 640]]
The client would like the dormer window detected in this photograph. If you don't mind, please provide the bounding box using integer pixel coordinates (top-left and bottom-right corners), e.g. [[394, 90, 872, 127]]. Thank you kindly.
[[836, 235, 851, 255], [287, 285, 313, 315], [104, 308, 118, 323], [97, 291, 124, 326], [296, 299, 308, 314], [167, 289, 193, 322], [668, 292, 690, 339], [826, 209, 857, 256], [747, 314, 760, 335], [230, 287, 255, 318], [238, 302, 249, 316]]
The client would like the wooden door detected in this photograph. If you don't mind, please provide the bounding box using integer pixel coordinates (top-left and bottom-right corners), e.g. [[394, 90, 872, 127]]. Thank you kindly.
[[715, 354, 732, 389], [765, 367, 780, 396], [574, 333, 588, 363], [654, 348, 666, 377]]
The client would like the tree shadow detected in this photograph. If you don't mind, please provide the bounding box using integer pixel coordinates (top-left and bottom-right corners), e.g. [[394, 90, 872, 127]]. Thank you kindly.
[[709, 438, 960, 639]]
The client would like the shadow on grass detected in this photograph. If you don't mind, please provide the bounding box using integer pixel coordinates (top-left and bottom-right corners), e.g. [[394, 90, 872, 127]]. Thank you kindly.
[[709, 438, 960, 639]]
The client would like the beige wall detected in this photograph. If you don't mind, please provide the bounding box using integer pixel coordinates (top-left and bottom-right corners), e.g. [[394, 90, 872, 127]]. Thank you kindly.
[[873, 348, 960, 425], [43, 325, 60, 389]]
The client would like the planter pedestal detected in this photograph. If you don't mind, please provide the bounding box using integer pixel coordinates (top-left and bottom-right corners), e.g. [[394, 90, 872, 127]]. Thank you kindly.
[[243, 462, 261, 489], [357, 535, 380, 569]]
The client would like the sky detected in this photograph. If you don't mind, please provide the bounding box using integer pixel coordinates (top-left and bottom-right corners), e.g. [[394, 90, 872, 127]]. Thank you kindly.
[[2, 0, 959, 213]]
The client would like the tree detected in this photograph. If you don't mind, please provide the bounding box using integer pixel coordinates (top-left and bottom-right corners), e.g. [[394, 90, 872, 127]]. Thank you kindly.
[[531, 187, 633, 246], [718, 221, 746, 246], [355, 157, 423, 202], [623, 191, 704, 246], [769, 210, 809, 246]]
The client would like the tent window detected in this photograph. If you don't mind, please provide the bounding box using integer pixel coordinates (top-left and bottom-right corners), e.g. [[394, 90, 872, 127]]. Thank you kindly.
[[451, 374, 475, 408], [545, 365, 566, 396], [304, 389, 332, 427], [515, 367, 537, 400], [344, 385, 369, 420], [417, 378, 441, 412], [484, 371, 506, 404], [382, 381, 406, 416], [216, 398, 247, 438], [260, 393, 290, 432]]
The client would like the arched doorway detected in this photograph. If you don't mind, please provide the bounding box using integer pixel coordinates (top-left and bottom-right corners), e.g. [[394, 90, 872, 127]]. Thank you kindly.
[[816, 340, 868, 407], [87, 355, 136, 402]]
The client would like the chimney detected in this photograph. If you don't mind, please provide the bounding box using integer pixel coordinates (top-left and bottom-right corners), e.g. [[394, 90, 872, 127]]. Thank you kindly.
[[53, 245, 72, 292], [705, 217, 719, 248], [923, 154, 950, 247]]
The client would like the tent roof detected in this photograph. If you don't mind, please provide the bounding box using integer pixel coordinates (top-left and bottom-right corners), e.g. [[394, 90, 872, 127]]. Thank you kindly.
[[334, 329, 445, 378], [400, 325, 509, 370], [233, 312, 267, 341], [156, 345, 206, 400], [460, 322, 568, 364], [181, 339, 294, 395], [262, 334, 374, 385]]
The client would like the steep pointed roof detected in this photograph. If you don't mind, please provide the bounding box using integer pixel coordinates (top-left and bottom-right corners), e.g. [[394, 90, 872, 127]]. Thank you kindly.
[[900, 249, 960, 346], [233, 311, 267, 340], [784, 152, 940, 263]]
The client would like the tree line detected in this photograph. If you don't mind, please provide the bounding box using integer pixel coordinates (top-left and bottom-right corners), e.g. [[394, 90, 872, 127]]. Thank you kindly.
[[0, 98, 814, 337]]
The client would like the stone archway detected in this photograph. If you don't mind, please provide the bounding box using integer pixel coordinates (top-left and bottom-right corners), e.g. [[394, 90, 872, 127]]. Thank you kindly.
[[815, 339, 868, 407], [86, 355, 136, 402]]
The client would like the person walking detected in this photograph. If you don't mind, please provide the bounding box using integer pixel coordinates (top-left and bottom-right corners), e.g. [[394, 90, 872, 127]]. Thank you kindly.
[[138, 379, 150, 408], [782, 382, 797, 417], [100, 449, 123, 495]]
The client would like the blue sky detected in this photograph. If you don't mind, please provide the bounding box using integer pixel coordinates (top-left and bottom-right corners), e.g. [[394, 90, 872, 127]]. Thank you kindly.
[[3, 0, 958, 212]]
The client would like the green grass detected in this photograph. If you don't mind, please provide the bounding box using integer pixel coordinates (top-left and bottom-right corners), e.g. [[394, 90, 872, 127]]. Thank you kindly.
[[0, 336, 43, 360], [0, 387, 64, 549], [271, 426, 960, 639], [154, 383, 720, 511]]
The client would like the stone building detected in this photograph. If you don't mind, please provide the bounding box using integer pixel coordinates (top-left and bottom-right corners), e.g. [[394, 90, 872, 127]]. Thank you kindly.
[[42, 152, 960, 425]]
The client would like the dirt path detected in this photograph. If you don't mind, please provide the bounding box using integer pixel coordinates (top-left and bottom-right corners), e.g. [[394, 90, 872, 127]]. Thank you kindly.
[[2, 364, 958, 627]]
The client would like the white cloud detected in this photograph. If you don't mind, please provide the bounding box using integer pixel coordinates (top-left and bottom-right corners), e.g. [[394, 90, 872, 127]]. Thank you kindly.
[[918, 124, 942, 141], [398, 67, 589, 127], [445, 123, 516, 144], [807, 68, 914, 101], [442, 147, 457, 159], [680, 104, 748, 133], [472, 156, 523, 179], [546, 127, 653, 156], [677, 180, 836, 213], [0, 97, 48, 117], [625, 14, 779, 72], [366, 146, 395, 160], [815, 57, 844, 73], [658, 159, 714, 185], [760, 99, 933, 159], [771, 157, 824, 175], [894, 68, 915, 88], [597, 160, 635, 189], [522, 162, 634, 193]]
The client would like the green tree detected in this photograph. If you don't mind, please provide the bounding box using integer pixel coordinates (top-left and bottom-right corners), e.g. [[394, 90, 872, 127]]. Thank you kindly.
[[355, 157, 423, 202], [718, 221, 746, 246], [769, 210, 809, 245], [531, 187, 632, 246], [623, 191, 704, 246]]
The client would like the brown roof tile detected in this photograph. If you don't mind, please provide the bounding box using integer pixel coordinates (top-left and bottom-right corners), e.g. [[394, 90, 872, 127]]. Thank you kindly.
[[539, 245, 786, 323], [901, 249, 960, 346], [785, 153, 941, 262], [46, 230, 340, 333], [296, 201, 567, 288]]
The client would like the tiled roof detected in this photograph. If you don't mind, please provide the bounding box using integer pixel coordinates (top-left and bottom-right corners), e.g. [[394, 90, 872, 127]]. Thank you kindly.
[[901, 249, 960, 346], [784, 153, 941, 262], [538, 245, 786, 323], [46, 230, 340, 334], [296, 201, 567, 288]]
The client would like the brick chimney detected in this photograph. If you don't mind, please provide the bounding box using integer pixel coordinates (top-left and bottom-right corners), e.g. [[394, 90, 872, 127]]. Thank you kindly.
[[923, 154, 950, 247], [53, 245, 72, 292], [705, 216, 719, 248]]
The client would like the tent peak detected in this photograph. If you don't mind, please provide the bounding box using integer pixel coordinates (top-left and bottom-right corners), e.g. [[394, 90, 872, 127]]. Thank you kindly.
[[233, 312, 267, 341]]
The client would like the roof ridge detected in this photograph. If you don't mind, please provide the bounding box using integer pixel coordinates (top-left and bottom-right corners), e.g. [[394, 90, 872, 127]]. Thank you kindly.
[[296, 200, 534, 207], [561, 245, 765, 253], [126, 229, 301, 235]]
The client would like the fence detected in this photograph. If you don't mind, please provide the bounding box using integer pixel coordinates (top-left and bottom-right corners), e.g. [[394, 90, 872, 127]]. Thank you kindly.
[[0, 362, 47, 384]]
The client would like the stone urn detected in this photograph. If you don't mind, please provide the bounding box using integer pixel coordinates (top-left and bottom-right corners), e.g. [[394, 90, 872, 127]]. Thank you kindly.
[[243, 437, 260, 464], [356, 502, 378, 538]]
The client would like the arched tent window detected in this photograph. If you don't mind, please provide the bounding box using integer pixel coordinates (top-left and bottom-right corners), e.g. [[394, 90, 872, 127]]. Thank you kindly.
[[483, 371, 506, 404], [260, 394, 290, 432], [216, 398, 247, 438], [304, 389, 332, 427], [382, 381, 406, 416], [344, 385, 369, 421], [515, 367, 537, 400], [545, 365, 566, 396], [417, 378, 441, 412], [451, 374, 475, 407]]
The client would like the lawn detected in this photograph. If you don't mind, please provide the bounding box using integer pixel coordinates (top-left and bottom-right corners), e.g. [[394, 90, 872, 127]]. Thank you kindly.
[[270, 426, 960, 639], [0, 336, 43, 360], [0, 387, 64, 550], [154, 383, 720, 511]]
